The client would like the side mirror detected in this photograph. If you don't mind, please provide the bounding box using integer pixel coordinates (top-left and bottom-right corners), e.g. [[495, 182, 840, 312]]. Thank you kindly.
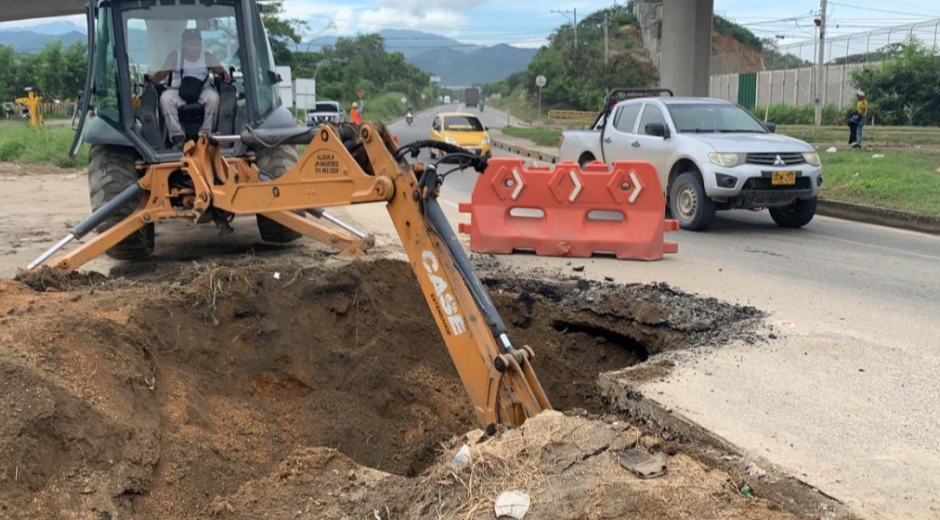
[[268, 70, 281, 84], [764, 122, 777, 133], [645, 123, 669, 138], [484, 126, 489, 131]]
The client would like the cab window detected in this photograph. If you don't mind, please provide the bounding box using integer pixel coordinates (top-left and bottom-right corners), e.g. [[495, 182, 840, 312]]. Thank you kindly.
[[613, 104, 642, 134], [432, 117, 441, 131], [638, 104, 667, 135]]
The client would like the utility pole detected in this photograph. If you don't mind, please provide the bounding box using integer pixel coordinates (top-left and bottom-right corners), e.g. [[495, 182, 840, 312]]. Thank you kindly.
[[604, 13, 610, 65], [551, 8, 578, 48], [814, 0, 827, 126]]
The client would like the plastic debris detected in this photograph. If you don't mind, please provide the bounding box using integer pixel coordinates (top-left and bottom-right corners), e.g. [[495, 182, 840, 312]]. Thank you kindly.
[[495, 490, 531, 519], [619, 448, 667, 479], [872, 154, 885, 159], [741, 484, 755, 499], [451, 443, 471, 470], [273, 272, 281, 280], [826, 147, 838, 153]]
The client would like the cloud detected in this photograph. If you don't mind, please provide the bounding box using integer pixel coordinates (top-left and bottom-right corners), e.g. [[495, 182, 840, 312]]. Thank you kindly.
[[375, 0, 487, 16], [358, 7, 467, 30]]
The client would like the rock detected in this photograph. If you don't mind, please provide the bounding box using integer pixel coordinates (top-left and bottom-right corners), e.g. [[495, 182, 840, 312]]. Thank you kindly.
[[745, 462, 767, 480]]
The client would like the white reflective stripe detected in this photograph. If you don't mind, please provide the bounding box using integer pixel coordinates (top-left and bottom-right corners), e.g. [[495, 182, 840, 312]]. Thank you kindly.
[[511, 168, 524, 200], [568, 170, 582, 202], [628, 171, 643, 204]]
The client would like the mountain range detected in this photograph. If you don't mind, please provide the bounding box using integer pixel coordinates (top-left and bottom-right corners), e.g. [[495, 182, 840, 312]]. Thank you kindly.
[[0, 23, 538, 86]]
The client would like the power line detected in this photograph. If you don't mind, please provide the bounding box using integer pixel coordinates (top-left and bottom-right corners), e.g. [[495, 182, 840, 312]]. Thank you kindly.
[[828, 1, 938, 19]]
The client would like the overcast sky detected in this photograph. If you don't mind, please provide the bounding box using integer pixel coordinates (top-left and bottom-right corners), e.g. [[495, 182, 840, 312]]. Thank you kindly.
[[4, 0, 940, 48]]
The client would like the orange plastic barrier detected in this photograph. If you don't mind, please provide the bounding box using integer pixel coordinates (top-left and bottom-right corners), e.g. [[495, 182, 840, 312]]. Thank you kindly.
[[458, 159, 678, 260]]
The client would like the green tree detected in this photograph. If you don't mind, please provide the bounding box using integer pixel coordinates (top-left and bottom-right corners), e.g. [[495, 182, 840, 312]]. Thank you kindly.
[[850, 38, 940, 126], [499, 5, 653, 112], [260, 1, 307, 65]]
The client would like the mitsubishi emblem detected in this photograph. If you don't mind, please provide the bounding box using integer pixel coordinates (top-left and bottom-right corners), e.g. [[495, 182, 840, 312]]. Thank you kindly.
[[773, 155, 785, 166]]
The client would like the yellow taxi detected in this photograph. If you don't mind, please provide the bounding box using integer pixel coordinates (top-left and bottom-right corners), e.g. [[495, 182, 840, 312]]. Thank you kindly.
[[428, 112, 492, 159]]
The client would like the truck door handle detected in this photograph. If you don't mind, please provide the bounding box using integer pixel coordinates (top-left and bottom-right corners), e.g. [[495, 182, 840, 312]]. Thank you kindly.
[[631, 141, 640, 147], [603, 137, 612, 143]]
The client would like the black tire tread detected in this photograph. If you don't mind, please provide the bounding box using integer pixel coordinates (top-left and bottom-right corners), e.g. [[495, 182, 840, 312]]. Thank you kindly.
[[669, 172, 716, 231], [87, 144, 154, 260], [254, 145, 303, 243], [769, 198, 817, 228]]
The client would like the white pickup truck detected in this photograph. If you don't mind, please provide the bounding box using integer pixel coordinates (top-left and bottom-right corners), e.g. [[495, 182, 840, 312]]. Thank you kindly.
[[558, 89, 823, 231]]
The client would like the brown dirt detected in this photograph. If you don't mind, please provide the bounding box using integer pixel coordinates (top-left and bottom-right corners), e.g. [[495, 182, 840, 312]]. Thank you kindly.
[[0, 257, 825, 520], [712, 32, 763, 74]]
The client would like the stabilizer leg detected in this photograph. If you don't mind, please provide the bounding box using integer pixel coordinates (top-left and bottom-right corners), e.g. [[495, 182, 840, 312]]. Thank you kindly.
[[259, 211, 375, 258]]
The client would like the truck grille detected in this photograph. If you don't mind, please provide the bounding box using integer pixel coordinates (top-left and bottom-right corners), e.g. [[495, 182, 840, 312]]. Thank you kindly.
[[745, 153, 806, 166]]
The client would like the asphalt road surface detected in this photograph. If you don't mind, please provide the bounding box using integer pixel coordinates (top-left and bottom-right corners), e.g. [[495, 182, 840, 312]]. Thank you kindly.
[[378, 105, 940, 520]]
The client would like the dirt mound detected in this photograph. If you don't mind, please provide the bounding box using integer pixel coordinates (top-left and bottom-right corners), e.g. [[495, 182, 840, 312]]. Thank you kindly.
[[0, 258, 764, 519], [209, 412, 802, 520]]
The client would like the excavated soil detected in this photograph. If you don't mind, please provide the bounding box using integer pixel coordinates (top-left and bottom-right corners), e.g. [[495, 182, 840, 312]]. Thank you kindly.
[[0, 257, 789, 519]]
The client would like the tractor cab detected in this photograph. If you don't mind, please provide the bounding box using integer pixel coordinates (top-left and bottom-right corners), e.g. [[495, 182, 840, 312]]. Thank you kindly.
[[71, 0, 296, 162]]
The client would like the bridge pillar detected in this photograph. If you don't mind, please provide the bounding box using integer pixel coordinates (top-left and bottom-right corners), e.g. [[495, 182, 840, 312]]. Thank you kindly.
[[660, 0, 714, 97]]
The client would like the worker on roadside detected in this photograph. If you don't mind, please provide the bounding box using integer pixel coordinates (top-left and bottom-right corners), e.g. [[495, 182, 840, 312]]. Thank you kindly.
[[350, 101, 362, 126], [849, 90, 868, 148]]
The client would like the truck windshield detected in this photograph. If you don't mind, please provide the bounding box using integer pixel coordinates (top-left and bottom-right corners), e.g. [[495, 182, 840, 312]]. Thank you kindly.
[[667, 104, 767, 134], [313, 103, 339, 112]]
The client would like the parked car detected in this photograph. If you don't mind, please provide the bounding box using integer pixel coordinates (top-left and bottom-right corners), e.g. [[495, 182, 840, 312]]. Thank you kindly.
[[559, 89, 823, 230], [305, 101, 346, 127]]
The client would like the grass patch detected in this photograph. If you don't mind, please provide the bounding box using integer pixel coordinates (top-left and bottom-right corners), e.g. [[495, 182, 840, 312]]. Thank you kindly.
[[820, 150, 940, 215], [0, 122, 88, 168], [360, 91, 411, 125], [489, 94, 562, 125], [501, 126, 563, 148]]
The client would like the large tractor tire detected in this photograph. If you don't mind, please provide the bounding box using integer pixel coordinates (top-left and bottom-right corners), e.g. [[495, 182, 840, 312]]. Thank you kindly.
[[254, 145, 303, 243], [87, 144, 154, 260]]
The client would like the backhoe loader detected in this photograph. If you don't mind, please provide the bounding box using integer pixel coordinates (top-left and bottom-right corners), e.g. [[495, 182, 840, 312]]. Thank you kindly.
[[14, 0, 552, 432]]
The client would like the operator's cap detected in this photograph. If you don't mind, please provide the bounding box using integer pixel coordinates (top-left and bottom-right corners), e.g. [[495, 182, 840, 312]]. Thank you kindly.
[[857, 90, 865, 97], [352, 102, 359, 108], [182, 28, 202, 40]]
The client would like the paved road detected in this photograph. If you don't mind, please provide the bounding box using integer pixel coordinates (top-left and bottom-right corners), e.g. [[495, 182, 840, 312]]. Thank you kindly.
[[365, 107, 940, 520]]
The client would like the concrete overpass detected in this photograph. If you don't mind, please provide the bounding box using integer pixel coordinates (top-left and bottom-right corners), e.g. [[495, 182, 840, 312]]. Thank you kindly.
[[660, 0, 714, 97]]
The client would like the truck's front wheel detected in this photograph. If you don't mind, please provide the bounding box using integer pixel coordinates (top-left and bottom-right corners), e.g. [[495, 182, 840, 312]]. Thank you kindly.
[[669, 173, 716, 231], [769, 198, 817, 228]]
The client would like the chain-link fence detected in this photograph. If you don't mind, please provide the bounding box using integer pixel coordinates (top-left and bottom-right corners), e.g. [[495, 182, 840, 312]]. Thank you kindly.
[[710, 19, 940, 108]]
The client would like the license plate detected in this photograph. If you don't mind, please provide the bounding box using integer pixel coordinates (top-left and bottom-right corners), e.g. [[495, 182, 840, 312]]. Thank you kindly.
[[772, 171, 796, 186]]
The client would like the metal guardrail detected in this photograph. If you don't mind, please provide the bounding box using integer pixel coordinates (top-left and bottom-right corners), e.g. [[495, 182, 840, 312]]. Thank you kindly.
[[547, 110, 598, 123]]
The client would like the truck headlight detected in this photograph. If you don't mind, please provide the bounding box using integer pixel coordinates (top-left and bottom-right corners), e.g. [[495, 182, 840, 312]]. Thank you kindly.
[[708, 153, 745, 167], [445, 136, 457, 145], [803, 152, 821, 166], [481, 137, 491, 145]]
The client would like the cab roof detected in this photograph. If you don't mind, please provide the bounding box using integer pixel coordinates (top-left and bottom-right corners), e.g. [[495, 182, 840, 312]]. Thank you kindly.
[[0, 0, 280, 23], [1, 0, 86, 23], [438, 112, 482, 119]]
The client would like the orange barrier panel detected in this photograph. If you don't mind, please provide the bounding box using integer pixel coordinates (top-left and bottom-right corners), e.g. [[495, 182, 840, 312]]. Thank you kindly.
[[458, 159, 678, 261]]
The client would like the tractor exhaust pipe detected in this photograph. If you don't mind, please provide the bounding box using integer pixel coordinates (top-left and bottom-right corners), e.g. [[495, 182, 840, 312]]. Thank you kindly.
[[26, 183, 143, 271]]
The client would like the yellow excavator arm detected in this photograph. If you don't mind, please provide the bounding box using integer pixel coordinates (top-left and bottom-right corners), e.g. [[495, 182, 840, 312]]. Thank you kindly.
[[25, 122, 551, 431]]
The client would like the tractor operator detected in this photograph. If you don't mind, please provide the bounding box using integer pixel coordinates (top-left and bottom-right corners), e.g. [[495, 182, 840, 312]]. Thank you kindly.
[[147, 29, 230, 148]]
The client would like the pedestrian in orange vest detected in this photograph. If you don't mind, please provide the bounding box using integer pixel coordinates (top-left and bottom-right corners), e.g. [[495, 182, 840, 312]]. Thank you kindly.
[[350, 102, 362, 125]]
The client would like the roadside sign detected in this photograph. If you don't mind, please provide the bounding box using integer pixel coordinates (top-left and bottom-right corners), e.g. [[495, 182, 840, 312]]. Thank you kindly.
[[400, 96, 407, 104], [421, 93, 426, 100], [536, 75, 547, 88], [295, 79, 316, 110], [430, 76, 441, 83]]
